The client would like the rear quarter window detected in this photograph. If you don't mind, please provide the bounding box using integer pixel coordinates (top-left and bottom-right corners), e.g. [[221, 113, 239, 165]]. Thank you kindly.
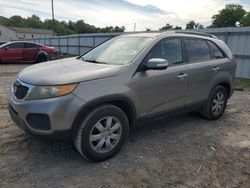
[[207, 41, 224, 59], [25, 43, 39, 48], [216, 40, 233, 59], [185, 38, 211, 62]]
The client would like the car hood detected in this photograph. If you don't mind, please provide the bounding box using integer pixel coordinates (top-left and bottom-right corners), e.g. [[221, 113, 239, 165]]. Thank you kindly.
[[18, 57, 122, 85]]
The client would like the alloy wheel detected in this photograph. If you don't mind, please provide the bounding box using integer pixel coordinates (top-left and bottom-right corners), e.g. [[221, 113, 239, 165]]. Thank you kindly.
[[89, 116, 122, 153], [212, 91, 225, 115]]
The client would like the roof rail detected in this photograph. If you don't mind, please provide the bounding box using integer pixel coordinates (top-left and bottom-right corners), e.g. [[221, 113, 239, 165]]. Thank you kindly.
[[175, 30, 217, 38]]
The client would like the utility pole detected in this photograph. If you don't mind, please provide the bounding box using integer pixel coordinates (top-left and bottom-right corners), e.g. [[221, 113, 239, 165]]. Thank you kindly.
[[134, 23, 136, 32], [51, 0, 55, 36]]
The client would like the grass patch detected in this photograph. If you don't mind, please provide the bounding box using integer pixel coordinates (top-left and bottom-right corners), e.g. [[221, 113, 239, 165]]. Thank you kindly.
[[234, 78, 250, 88]]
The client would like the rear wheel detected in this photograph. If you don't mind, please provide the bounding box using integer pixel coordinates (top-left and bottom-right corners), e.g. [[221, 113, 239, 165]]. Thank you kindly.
[[201, 86, 228, 120], [74, 104, 129, 162]]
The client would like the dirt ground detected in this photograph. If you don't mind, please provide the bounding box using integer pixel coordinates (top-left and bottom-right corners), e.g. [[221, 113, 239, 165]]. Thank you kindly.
[[0, 64, 249, 188]]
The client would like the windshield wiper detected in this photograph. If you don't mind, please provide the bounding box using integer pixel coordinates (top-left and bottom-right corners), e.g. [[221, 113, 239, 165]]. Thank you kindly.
[[81, 57, 107, 64]]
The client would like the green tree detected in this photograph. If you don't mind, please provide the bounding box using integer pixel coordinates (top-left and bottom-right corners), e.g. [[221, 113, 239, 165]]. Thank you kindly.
[[100, 26, 113, 33], [186, 21, 196, 29], [26, 15, 43, 28], [159, 24, 182, 31], [68, 20, 76, 31], [240, 12, 250, 26], [112, 26, 125, 32], [75, 20, 98, 33], [0, 16, 8, 25], [5, 15, 26, 27], [0, 15, 125, 35], [174, 26, 182, 30], [159, 23, 173, 31], [44, 19, 73, 35], [210, 4, 246, 27], [186, 20, 204, 29]]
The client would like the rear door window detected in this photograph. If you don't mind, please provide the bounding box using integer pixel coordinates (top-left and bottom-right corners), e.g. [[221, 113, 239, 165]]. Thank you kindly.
[[207, 41, 224, 59], [185, 38, 211, 62]]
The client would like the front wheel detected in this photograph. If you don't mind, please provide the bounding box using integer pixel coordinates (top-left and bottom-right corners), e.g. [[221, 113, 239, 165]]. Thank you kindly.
[[74, 104, 129, 162], [200, 86, 228, 120], [37, 55, 47, 63]]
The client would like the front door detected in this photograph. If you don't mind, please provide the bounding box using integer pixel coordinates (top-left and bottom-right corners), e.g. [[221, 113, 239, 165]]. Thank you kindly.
[[132, 38, 188, 118]]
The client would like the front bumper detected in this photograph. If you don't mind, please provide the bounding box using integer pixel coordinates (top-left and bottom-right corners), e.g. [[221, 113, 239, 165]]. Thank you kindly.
[[9, 92, 85, 137]]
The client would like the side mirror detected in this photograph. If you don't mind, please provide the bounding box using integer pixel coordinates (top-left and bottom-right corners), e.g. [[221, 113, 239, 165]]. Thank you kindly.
[[4, 47, 9, 51], [144, 58, 169, 70]]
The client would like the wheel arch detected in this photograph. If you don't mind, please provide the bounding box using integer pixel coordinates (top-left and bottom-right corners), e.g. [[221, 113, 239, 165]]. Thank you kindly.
[[36, 50, 48, 61], [218, 82, 231, 97], [209, 72, 233, 98], [71, 95, 137, 137]]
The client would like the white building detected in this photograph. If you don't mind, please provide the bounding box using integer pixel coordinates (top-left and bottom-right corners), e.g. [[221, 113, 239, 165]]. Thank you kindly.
[[0, 24, 53, 41], [0, 25, 16, 41]]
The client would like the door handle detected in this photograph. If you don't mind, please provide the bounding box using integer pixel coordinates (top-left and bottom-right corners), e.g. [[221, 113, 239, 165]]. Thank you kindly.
[[212, 67, 220, 72], [177, 73, 188, 79]]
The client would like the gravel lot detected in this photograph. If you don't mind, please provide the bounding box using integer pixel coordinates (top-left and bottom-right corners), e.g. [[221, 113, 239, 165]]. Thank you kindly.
[[0, 64, 249, 188]]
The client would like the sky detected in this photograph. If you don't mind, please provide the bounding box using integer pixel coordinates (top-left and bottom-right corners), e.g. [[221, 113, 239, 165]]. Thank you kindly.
[[0, 0, 250, 31]]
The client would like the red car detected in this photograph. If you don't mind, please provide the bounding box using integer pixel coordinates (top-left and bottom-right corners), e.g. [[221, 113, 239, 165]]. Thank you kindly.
[[0, 41, 55, 63]]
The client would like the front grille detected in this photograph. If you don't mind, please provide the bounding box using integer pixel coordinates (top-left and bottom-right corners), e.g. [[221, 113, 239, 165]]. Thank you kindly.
[[13, 80, 29, 100]]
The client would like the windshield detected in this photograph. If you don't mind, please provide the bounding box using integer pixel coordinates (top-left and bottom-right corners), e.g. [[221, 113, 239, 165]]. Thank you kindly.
[[82, 37, 151, 65]]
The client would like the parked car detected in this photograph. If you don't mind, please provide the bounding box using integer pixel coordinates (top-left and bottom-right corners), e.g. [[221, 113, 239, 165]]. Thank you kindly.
[[0, 41, 55, 63], [0, 41, 7, 46], [9, 31, 236, 162]]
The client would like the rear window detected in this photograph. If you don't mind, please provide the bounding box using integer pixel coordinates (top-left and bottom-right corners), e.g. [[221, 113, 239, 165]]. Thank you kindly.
[[207, 41, 224, 59], [185, 39, 211, 62]]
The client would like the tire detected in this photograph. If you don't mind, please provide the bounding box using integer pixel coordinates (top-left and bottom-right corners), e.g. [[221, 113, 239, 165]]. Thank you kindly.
[[37, 55, 47, 63], [200, 85, 228, 120], [74, 104, 129, 162]]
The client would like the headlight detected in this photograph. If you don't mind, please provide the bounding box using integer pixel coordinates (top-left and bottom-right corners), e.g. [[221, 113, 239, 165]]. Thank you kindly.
[[26, 83, 78, 100]]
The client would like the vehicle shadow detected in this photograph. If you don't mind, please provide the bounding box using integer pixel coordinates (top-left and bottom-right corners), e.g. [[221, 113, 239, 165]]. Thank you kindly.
[[12, 111, 206, 165], [2, 109, 238, 187]]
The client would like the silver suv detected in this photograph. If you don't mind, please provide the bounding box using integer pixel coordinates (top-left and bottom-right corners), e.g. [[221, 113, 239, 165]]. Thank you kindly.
[[9, 31, 236, 161]]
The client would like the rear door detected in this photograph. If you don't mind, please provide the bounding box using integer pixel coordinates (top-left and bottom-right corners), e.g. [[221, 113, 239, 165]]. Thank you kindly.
[[22, 42, 39, 62], [184, 38, 227, 105], [1, 42, 23, 62]]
